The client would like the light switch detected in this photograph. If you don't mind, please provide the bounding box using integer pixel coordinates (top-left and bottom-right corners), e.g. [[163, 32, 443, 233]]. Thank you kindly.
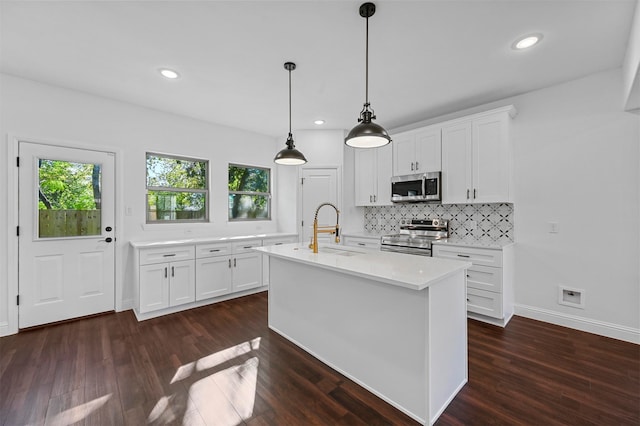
[[549, 222, 559, 233]]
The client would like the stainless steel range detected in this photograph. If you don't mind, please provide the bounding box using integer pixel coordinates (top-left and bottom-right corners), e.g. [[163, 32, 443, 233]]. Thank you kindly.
[[380, 219, 449, 256]]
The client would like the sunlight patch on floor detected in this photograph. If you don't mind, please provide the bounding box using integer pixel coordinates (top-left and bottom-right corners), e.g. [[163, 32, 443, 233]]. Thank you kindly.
[[48, 393, 112, 426], [149, 337, 261, 425]]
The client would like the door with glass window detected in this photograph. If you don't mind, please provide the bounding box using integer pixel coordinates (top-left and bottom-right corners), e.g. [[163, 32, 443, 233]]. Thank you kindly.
[[18, 142, 115, 328]]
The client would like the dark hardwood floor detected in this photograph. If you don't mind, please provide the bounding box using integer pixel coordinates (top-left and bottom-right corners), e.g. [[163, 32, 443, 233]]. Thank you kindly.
[[1, 292, 638, 425]]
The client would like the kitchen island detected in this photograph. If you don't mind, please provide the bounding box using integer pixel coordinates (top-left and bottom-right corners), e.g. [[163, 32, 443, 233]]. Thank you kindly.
[[255, 243, 471, 425]]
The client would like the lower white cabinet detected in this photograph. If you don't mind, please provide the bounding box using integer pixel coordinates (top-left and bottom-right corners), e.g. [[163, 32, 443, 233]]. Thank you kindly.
[[262, 236, 298, 288], [139, 247, 195, 314], [133, 234, 296, 320], [432, 243, 513, 327]]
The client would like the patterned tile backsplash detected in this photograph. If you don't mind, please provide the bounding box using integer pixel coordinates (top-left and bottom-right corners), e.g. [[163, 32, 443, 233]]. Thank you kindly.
[[364, 203, 514, 243]]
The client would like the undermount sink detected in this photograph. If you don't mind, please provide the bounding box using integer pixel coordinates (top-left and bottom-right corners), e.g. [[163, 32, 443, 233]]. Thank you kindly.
[[317, 246, 362, 256]]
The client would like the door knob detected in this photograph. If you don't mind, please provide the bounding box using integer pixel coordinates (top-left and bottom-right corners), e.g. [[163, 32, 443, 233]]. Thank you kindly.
[[105, 226, 112, 232]]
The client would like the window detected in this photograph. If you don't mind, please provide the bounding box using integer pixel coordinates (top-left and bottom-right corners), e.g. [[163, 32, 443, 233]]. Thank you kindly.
[[228, 164, 271, 220], [146, 153, 208, 223]]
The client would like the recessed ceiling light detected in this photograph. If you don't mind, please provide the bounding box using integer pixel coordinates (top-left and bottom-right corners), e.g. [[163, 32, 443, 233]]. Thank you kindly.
[[314, 120, 325, 125], [159, 68, 180, 79], [512, 34, 543, 50]]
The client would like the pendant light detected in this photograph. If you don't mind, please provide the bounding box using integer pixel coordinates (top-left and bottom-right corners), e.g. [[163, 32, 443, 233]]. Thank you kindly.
[[274, 62, 307, 165], [345, 2, 391, 148]]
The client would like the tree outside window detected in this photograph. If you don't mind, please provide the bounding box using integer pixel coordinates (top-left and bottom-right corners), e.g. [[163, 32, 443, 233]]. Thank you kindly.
[[146, 153, 209, 223], [228, 164, 271, 220]]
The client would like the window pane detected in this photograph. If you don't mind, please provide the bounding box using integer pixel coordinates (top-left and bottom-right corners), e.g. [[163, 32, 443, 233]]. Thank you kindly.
[[146, 154, 207, 189], [228, 165, 269, 192], [228, 194, 270, 219], [38, 159, 101, 238], [147, 191, 207, 222]]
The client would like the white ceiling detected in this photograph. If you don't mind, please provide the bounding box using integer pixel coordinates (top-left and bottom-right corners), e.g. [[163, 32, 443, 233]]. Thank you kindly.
[[1, 0, 636, 138]]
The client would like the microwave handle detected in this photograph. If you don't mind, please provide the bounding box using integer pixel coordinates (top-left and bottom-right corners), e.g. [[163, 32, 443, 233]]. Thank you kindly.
[[421, 175, 426, 198]]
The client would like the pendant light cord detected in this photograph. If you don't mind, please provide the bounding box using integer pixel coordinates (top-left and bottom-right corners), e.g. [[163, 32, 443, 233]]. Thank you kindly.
[[365, 14, 369, 105], [288, 67, 292, 135]]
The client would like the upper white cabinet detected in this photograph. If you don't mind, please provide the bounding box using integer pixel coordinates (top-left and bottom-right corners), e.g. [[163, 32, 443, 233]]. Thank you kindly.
[[354, 143, 393, 206], [441, 106, 516, 204], [392, 126, 441, 176]]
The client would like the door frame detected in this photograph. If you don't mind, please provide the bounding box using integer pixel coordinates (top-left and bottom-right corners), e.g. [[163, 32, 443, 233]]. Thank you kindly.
[[6, 134, 124, 336], [296, 165, 342, 242]]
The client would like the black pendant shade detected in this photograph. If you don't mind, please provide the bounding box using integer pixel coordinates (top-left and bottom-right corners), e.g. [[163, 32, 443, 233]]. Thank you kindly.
[[345, 2, 391, 148], [275, 62, 307, 165]]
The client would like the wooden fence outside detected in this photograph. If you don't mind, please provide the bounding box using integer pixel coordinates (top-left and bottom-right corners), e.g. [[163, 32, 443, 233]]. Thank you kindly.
[[39, 210, 101, 237]]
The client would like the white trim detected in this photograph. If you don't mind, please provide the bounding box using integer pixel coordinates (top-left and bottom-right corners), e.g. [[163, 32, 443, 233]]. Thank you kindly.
[[296, 164, 343, 241], [514, 304, 640, 344], [5, 134, 124, 335]]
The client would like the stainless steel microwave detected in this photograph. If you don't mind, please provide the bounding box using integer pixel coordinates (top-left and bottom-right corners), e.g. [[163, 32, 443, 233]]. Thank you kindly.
[[391, 172, 441, 203]]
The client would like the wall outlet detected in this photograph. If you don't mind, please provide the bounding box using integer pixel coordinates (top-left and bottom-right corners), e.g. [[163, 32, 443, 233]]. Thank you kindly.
[[125, 206, 133, 216], [549, 222, 559, 233], [558, 285, 585, 309]]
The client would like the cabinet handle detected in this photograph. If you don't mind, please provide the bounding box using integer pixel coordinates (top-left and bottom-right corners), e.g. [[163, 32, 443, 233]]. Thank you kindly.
[[473, 188, 477, 199], [171, 266, 174, 277], [234, 258, 237, 267], [467, 298, 470, 302], [243, 245, 253, 249], [164, 267, 167, 278], [457, 254, 470, 258], [411, 162, 414, 171], [228, 259, 231, 268], [369, 195, 372, 203], [415, 161, 419, 170], [209, 249, 220, 253], [163, 254, 176, 257], [274, 242, 283, 245], [466, 189, 470, 199], [373, 195, 377, 202], [357, 243, 366, 246]]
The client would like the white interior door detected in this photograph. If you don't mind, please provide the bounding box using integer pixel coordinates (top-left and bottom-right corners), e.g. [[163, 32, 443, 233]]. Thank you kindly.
[[18, 142, 115, 328], [300, 168, 338, 245]]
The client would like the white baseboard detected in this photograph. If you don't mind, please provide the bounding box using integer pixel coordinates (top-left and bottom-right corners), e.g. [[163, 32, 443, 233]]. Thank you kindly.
[[514, 304, 640, 344], [0, 321, 10, 337], [118, 298, 134, 312]]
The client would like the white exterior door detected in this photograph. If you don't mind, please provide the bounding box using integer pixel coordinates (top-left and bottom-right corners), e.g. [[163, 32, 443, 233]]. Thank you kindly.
[[18, 142, 115, 328], [300, 168, 338, 245]]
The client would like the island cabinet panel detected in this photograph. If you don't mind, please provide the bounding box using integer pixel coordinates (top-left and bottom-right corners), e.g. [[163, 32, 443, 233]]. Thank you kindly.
[[264, 250, 469, 425], [433, 243, 513, 327]]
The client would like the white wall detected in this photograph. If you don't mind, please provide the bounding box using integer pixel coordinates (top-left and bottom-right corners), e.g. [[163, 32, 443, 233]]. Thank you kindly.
[[0, 74, 280, 335], [511, 69, 639, 341]]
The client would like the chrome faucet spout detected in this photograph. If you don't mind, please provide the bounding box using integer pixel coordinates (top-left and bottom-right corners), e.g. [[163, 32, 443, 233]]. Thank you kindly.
[[310, 202, 340, 253]]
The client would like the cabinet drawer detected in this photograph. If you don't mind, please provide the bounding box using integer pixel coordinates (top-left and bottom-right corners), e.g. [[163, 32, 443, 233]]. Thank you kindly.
[[263, 236, 297, 247], [433, 245, 502, 267], [140, 246, 195, 265], [343, 236, 380, 249], [467, 265, 502, 293], [467, 288, 503, 319], [196, 242, 231, 259], [232, 240, 262, 254]]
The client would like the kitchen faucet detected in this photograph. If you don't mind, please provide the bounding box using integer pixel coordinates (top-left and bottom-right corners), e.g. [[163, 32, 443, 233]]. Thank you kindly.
[[309, 202, 340, 253]]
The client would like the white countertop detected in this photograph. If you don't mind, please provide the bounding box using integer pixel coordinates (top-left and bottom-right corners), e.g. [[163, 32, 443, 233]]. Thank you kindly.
[[130, 232, 297, 248], [256, 243, 471, 291], [432, 238, 514, 250]]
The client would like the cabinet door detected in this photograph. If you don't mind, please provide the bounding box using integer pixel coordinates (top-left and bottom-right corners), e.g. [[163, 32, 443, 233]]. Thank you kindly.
[[232, 252, 262, 292], [354, 148, 377, 206], [472, 113, 510, 203], [374, 143, 393, 206], [139, 263, 169, 313], [392, 132, 416, 176], [414, 127, 441, 173], [441, 122, 472, 204], [196, 256, 232, 300], [169, 260, 195, 307]]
